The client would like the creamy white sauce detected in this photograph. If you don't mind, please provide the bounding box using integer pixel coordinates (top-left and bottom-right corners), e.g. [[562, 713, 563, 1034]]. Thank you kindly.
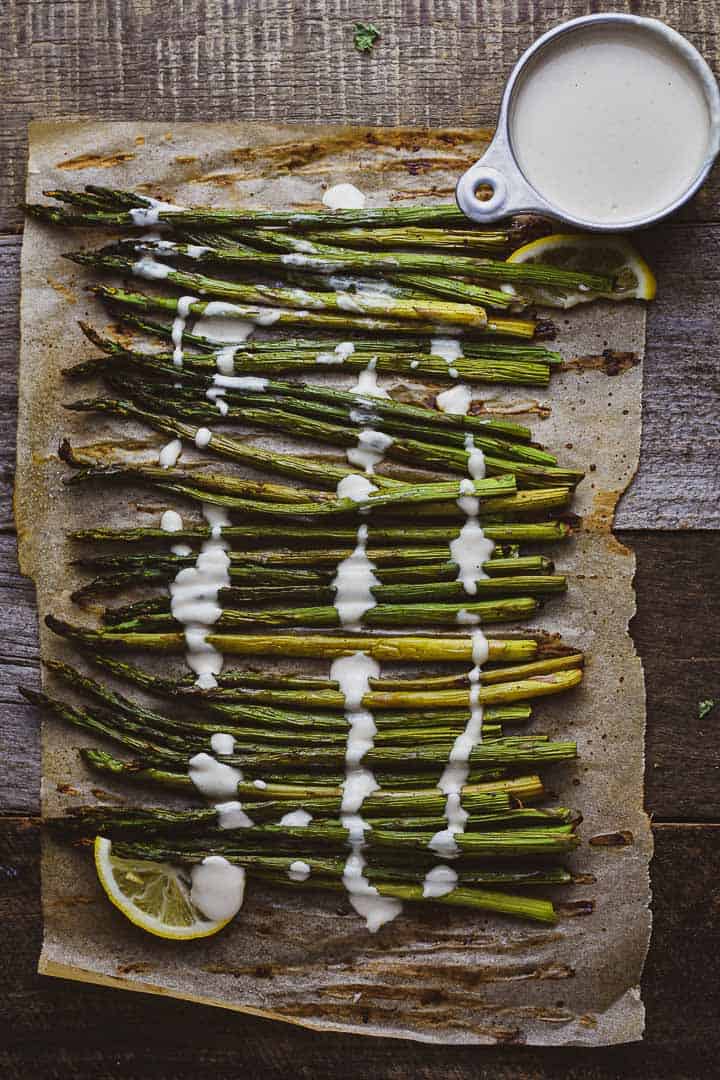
[[316, 341, 355, 365], [285, 286, 326, 310], [171, 295, 197, 368], [190, 856, 245, 921], [206, 387, 229, 415], [188, 752, 242, 799], [346, 428, 394, 474], [352, 356, 389, 399], [161, 509, 183, 533], [328, 275, 401, 296], [456, 608, 482, 625], [193, 307, 255, 346], [436, 384, 472, 415], [430, 337, 463, 365], [215, 346, 239, 374], [194, 427, 212, 449], [171, 543, 193, 557], [132, 254, 173, 280], [331, 524, 379, 628], [342, 849, 402, 933], [279, 808, 313, 827], [430, 630, 488, 858], [215, 800, 254, 829], [332, 652, 402, 932], [422, 864, 458, 898], [213, 374, 268, 391], [253, 779, 267, 790], [191, 301, 280, 335], [159, 438, 183, 469], [170, 504, 231, 688], [511, 24, 711, 224], [322, 182, 366, 210], [450, 465, 494, 595], [210, 732, 235, 756], [336, 474, 378, 503], [288, 859, 312, 882], [465, 433, 486, 480], [129, 195, 187, 227]]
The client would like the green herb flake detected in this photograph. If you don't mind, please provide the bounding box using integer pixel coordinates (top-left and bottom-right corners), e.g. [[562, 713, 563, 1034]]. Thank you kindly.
[[698, 699, 716, 720], [353, 22, 381, 53]]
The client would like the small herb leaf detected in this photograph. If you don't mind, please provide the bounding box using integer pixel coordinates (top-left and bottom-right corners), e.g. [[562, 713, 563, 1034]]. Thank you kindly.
[[353, 22, 381, 53], [698, 699, 716, 720]]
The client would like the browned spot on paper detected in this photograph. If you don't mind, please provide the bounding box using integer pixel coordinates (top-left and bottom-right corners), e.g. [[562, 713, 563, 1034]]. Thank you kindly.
[[117, 961, 156, 975], [56, 782, 80, 796], [357, 958, 575, 986], [312, 982, 576, 1024], [175, 155, 198, 164], [469, 398, 552, 420], [227, 129, 490, 175], [572, 873, 598, 885], [90, 787, 126, 803], [390, 186, 456, 201], [371, 155, 476, 176], [390, 383, 436, 407], [45, 895, 96, 908], [557, 900, 595, 917], [270, 1000, 521, 1041], [579, 1013, 599, 1028], [584, 490, 633, 556], [106, 324, 136, 349], [46, 277, 78, 304], [134, 135, 145, 146], [564, 350, 640, 376], [56, 151, 136, 171], [590, 830, 634, 847]]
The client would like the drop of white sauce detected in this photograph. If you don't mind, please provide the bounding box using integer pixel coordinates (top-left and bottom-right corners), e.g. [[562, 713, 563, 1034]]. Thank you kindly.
[[322, 183, 366, 210], [194, 427, 212, 449], [161, 509, 183, 533], [288, 860, 312, 882], [336, 474, 378, 503], [215, 800, 254, 829], [436, 384, 473, 415], [188, 752, 242, 799], [279, 809, 313, 827], [159, 438, 182, 469], [422, 864, 459, 898], [190, 856, 245, 921], [210, 732, 235, 756]]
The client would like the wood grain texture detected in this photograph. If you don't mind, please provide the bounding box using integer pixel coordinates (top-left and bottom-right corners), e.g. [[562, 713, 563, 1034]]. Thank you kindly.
[[2, 818, 718, 1078], [2, 0, 720, 232]]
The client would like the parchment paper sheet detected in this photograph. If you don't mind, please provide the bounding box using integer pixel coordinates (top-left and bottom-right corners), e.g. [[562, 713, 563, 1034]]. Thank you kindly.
[[17, 120, 652, 1046]]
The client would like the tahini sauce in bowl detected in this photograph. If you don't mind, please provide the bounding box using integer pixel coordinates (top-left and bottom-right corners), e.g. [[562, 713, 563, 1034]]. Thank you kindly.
[[509, 23, 711, 226]]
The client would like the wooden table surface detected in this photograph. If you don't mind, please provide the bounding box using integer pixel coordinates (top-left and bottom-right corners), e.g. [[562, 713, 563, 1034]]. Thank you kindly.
[[1, 3, 718, 1077]]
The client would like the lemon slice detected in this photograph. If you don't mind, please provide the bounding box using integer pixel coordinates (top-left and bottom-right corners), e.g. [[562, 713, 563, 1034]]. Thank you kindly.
[[94, 836, 236, 940], [505, 233, 656, 309]]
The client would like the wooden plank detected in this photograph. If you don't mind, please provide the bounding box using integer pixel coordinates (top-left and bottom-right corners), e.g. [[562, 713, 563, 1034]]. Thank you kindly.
[[1, 817, 717, 1076], [2, 0, 720, 233], [1, 531, 717, 818], [615, 225, 720, 529]]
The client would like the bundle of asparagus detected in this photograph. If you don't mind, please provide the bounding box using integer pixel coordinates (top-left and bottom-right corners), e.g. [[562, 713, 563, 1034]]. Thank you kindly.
[[25, 183, 632, 935]]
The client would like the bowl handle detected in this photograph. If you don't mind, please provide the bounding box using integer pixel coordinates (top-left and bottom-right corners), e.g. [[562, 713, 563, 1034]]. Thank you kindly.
[[456, 139, 550, 224]]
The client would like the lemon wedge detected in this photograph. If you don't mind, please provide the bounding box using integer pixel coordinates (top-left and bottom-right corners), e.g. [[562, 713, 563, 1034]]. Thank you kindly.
[[505, 233, 656, 309], [94, 836, 239, 940]]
